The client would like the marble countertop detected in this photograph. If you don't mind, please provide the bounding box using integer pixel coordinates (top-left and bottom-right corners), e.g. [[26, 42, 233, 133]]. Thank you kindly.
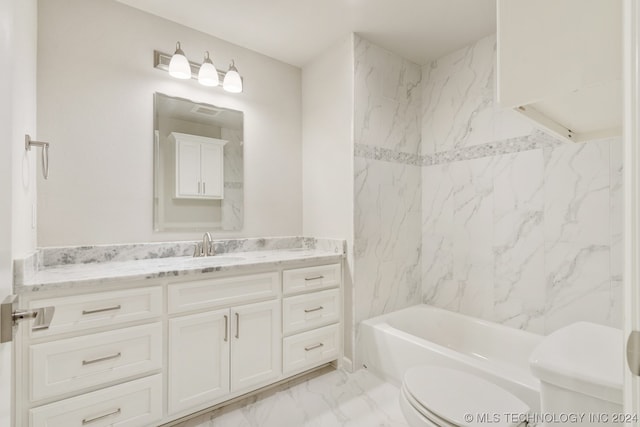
[[15, 248, 344, 294]]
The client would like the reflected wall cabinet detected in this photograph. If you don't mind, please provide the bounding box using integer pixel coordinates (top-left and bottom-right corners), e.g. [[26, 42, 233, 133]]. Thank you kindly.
[[170, 132, 227, 199]]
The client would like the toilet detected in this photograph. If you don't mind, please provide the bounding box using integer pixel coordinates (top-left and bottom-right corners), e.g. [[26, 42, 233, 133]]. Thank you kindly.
[[529, 322, 623, 427], [399, 322, 623, 427], [399, 366, 529, 427]]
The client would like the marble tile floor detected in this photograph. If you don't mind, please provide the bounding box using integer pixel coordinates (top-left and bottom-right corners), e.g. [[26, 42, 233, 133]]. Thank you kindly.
[[172, 368, 409, 427]]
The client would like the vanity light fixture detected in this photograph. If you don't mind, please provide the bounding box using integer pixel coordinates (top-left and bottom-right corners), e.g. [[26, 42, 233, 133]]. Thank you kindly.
[[198, 51, 219, 87], [154, 43, 243, 93], [168, 42, 191, 79], [222, 61, 243, 93]]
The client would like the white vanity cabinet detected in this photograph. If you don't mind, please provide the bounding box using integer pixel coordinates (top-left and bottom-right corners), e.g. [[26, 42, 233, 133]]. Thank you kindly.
[[168, 298, 281, 416], [281, 264, 342, 375], [18, 286, 165, 427], [171, 132, 227, 199], [229, 300, 281, 391], [16, 259, 342, 427], [168, 309, 230, 414]]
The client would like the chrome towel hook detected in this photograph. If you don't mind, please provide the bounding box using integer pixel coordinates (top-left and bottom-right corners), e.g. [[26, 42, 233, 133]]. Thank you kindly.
[[25, 134, 50, 179]]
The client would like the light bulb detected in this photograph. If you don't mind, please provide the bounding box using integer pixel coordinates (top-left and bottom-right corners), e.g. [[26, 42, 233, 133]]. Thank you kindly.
[[223, 60, 243, 93], [198, 51, 219, 87], [168, 42, 191, 79]]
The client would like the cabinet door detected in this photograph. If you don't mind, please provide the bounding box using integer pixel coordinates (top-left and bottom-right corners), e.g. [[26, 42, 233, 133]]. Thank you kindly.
[[176, 139, 202, 198], [231, 300, 281, 392], [200, 143, 224, 199], [168, 309, 230, 415]]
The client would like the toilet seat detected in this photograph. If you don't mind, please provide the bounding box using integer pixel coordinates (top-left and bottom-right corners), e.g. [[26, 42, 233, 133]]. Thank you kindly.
[[401, 366, 529, 427]]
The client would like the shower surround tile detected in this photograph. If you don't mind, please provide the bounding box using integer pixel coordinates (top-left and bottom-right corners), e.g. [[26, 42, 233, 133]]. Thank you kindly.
[[543, 140, 610, 246], [492, 150, 545, 333], [451, 156, 495, 319], [610, 138, 623, 282], [354, 36, 422, 155], [421, 35, 533, 155], [419, 34, 622, 334], [544, 242, 612, 331], [353, 34, 423, 342], [354, 157, 422, 324], [422, 138, 622, 334]]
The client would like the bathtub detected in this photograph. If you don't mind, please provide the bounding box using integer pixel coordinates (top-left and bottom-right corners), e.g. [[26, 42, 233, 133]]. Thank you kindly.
[[359, 304, 543, 411]]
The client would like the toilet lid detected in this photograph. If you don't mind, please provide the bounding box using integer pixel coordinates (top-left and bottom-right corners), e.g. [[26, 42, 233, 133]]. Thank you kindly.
[[403, 366, 529, 427]]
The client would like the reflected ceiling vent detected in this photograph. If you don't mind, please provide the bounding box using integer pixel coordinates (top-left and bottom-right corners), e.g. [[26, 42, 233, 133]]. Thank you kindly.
[[191, 105, 222, 117]]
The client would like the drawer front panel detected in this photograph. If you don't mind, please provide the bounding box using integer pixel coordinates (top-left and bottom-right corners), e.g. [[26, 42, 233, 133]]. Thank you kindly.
[[29, 287, 162, 338], [282, 264, 341, 295], [30, 323, 162, 401], [168, 272, 280, 314], [283, 324, 339, 374], [283, 289, 340, 335], [29, 374, 162, 427]]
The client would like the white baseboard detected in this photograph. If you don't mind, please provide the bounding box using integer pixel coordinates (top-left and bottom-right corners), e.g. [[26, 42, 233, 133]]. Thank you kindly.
[[341, 357, 354, 373]]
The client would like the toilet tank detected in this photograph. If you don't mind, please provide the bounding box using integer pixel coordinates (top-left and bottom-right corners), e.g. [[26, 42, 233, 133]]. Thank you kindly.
[[529, 322, 623, 427]]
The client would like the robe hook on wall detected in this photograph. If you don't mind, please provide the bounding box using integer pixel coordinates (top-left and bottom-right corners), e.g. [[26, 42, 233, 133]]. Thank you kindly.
[[25, 134, 50, 180]]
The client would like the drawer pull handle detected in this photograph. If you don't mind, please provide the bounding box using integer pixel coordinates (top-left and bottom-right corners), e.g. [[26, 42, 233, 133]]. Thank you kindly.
[[304, 343, 324, 351], [82, 305, 121, 315], [82, 352, 122, 365], [304, 275, 324, 281], [82, 408, 121, 424], [304, 306, 324, 313], [235, 312, 240, 339], [224, 315, 229, 342]]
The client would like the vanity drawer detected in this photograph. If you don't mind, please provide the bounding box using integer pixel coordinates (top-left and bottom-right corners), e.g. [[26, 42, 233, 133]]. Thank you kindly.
[[29, 374, 162, 427], [282, 264, 341, 295], [283, 289, 340, 335], [283, 324, 339, 374], [168, 272, 280, 314], [30, 323, 162, 401], [29, 286, 162, 338]]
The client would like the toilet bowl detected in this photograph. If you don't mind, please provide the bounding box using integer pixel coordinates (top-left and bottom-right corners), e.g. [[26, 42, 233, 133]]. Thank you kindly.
[[399, 322, 624, 427], [399, 366, 529, 427]]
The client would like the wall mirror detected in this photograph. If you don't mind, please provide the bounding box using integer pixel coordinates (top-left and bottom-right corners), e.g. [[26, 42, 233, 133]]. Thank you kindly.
[[153, 93, 244, 231]]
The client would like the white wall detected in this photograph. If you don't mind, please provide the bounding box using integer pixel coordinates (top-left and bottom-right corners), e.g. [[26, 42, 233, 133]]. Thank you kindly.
[[0, 0, 38, 423], [301, 34, 355, 363], [37, 0, 302, 246], [302, 35, 354, 241], [10, 0, 37, 258]]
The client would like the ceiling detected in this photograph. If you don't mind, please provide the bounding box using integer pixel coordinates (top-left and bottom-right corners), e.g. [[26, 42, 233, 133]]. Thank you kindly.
[[116, 0, 496, 67]]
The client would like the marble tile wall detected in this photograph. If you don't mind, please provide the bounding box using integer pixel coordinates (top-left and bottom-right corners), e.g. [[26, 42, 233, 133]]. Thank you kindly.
[[221, 128, 244, 231], [421, 34, 623, 334], [353, 36, 423, 336]]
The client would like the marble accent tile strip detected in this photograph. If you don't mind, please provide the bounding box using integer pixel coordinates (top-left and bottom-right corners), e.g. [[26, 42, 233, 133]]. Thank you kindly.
[[354, 144, 423, 166], [355, 130, 565, 167], [423, 130, 563, 166]]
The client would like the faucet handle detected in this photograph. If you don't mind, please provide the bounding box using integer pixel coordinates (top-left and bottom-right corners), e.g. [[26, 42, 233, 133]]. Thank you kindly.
[[193, 242, 203, 257]]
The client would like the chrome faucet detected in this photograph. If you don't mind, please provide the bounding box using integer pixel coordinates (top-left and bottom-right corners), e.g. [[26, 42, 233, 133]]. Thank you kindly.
[[193, 232, 215, 257]]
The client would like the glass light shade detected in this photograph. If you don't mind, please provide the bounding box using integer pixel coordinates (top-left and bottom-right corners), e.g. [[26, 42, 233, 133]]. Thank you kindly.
[[198, 53, 219, 87], [223, 61, 243, 93], [168, 42, 191, 79]]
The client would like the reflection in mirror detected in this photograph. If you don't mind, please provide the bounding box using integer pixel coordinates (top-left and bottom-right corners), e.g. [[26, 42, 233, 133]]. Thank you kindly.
[[154, 93, 244, 231]]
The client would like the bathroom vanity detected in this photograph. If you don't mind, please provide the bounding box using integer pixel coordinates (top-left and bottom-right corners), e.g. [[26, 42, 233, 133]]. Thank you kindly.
[[11, 238, 344, 426]]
